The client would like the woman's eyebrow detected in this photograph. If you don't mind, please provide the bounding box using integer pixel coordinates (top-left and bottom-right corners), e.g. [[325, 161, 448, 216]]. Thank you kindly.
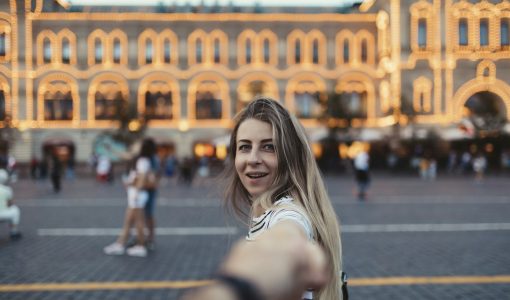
[[238, 139, 252, 143], [261, 139, 273, 143]]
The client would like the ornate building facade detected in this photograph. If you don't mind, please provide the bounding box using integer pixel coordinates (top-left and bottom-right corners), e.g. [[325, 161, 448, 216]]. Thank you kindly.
[[0, 0, 509, 164]]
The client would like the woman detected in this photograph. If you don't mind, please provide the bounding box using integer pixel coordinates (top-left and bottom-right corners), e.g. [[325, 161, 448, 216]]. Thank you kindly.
[[223, 97, 344, 299], [103, 138, 157, 257]]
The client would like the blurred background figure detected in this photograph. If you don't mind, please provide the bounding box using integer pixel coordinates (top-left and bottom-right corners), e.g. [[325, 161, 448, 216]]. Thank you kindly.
[[0, 169, 21, 240], [96, 155, 112, 183], [353, 144, 370, 200], [50, 151, 62, 193], [30, 155, 40, 179], [473, 152, 488, 181]]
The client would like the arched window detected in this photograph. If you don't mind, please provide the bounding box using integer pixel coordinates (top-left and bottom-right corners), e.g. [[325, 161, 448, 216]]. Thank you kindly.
[[343, 40, 350, 63], [95, 39, 103, 63], [196, 39, 203, 64], [361, 39, 368, 63], [163, 39, 171, 63], [43, 39, 52, 63], [263, 39, 270, 64], [501, 19, 510, 47], [113, 39, 121, 64], [418, 18, 427, 49], [0, 90, 5, 121], [295, 91, 321, 119], [312, 39, 319, 64], [480, 18, 489, 47], [62, 39, 70, 64], [145, 40, 153, 64], [0, 32, 6, 57], [145, 90, 172, 120], [213, 39, 221, 64], [245, 39, 252, 64], [196, 91, 222, 119], [294, 40, 301, 63], [459, 18, 468, 46], [44, 91, 73, 121]]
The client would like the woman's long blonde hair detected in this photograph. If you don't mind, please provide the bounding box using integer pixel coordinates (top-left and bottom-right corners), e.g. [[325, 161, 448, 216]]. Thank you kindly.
[[223, 97, 343, 299]]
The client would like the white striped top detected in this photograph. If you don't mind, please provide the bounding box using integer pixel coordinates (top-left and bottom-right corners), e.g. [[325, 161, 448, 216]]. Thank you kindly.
[[247, 196, 315, 300]]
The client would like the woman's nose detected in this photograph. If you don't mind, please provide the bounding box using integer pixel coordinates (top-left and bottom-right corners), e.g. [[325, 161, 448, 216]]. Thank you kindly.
[[247, 149, 261, 164]]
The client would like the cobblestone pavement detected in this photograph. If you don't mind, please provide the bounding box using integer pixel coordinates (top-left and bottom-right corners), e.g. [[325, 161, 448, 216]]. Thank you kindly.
[[1, 173, 509, 300]]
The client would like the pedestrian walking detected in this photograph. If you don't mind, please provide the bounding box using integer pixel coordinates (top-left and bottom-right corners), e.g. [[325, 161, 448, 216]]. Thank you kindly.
[[143, 138, 161, 250], [353, 146, 370, 200], [50, 152, 62, 193], [222, 97, 346, 300], [0, 169, 22, 240], [473, 152, 487, 181], [103, 138, 158, 257]]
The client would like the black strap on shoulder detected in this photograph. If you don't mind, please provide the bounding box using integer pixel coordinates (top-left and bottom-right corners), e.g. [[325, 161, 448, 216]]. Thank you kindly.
[[341, 272, 349, 300]]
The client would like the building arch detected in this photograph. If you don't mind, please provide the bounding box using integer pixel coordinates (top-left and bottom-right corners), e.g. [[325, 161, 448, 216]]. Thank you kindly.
[[356, 30, 375, 66], [138, 72, 180, 122], [159, 29, 179, 65], [37, 73, 79, 123], [56, 29, 77, 65], [138, 29, 158, 65], [36, 30, 57, 65], [452, 78, 510, 121], [0, 75, 11, 121], [88, 72, 129, 122], [410, 0, 434, 53], [287, 29, 306, 65], [286, 72, 326, 119], [209, 29, 229, 65], [476, 60, 496, 79], [0, 15, 11, 63], [237, 72, 279, 112], [336, 30, 355, 65], [88, 29, 108, 66], [187, 72, 230, 121], [188, 29, 208, 65], [258, 29, 278, 66], [237, 29, 257, 65], [335, 72, 376, 120], [108, 29, 128, 65], [307, 29, 327, 65]]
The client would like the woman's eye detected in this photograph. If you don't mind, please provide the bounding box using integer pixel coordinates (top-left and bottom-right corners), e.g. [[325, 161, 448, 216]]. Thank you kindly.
[[262, 144, 275, 151], [238, 144, 250, 151]]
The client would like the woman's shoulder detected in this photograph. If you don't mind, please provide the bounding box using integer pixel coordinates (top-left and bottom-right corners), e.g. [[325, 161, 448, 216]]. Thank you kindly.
[[269, 196, 314, 240]]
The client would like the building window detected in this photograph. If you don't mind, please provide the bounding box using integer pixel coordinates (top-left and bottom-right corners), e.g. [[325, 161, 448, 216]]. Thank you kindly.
[[164, 40, 171, 63], [263, 39, 270, 64], [62, 39, 70, 64], [480, 18, 489, 47], [43, 39, 52, 63], [145, 40, 153, 64], [95, 39, 103, 63], [196, 91, 222, 119], [343, 40, 349, 63], [0, 33, 6, 57], [361, 39, 368, 63], [0, 90, 5, 121], [501, 19, 509, 47], [44, 91, 73, 121], [245, 39, 252, 64], [196, 40, 203, 64], [418, 18, 427, 49], [113, 39, 121, 64], [294, 40, 301, 63], [95, 90, 124, 120], [294, 92, 321, 119], [459, 18, 468, 46], [145, 91, 172, 120], [312, 39, 319, 64], [214, 39, 221, 64]]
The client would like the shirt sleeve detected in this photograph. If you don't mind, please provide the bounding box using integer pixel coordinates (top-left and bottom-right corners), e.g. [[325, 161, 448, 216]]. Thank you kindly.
[[268, 207, 314, 241]]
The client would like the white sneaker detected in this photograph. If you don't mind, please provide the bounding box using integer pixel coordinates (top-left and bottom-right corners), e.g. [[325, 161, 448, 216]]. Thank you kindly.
[[104, 242, 125, 255], [126, 245, 147, 257]]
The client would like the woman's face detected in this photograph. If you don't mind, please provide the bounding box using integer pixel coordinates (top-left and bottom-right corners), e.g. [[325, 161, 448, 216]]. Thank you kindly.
[[235, 118, 278, 199]]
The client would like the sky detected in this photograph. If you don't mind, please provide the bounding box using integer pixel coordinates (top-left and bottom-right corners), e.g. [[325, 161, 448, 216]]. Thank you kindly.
[[67, 0, 362, 7]]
